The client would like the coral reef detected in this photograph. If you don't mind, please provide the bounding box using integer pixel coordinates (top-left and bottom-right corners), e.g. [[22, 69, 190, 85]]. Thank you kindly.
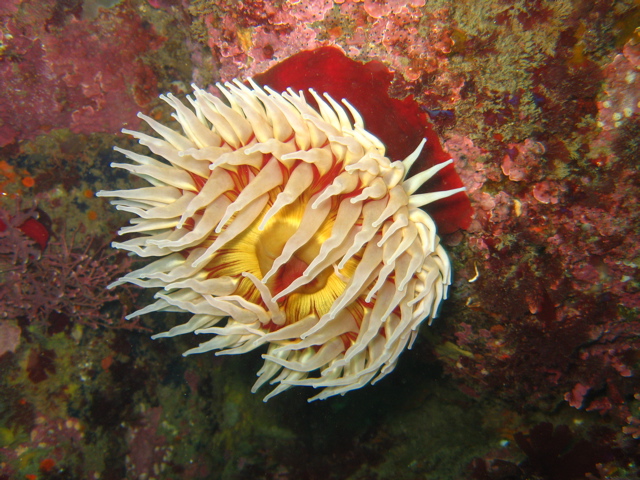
[[0, 0, 638, 478]]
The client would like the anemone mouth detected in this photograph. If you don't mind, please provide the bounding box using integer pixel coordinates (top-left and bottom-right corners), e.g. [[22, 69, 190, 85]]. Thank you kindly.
[[97, 79, 464, 402]]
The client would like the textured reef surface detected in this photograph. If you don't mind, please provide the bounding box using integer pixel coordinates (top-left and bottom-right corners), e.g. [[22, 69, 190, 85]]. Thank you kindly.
[[0, 0, 638, 479]]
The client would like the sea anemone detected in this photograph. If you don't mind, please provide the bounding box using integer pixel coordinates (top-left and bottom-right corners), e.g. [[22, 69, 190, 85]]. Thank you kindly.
[[98, 77, 464, 401]]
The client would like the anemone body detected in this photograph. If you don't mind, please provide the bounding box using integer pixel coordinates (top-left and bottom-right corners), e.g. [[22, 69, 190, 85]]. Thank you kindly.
[[98, 80, 464, 401]]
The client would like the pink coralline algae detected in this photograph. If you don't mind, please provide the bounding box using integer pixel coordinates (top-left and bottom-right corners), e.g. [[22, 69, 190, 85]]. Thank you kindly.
[[500, 139, 546, 182], [531, 180, 565, 205], [435, 37, 639, 420], [439, 125, 640, 418], [193, 1, 462, 108], [0, 207, 140, 331], [444, 135, 495, 196], [0, 0, 165, 146], [199, 0, 330, 80], [359, 0, 425, 19], [333, 2, 465, 110], [454, 160, 636, 400], [349, 4, 456, 84]]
